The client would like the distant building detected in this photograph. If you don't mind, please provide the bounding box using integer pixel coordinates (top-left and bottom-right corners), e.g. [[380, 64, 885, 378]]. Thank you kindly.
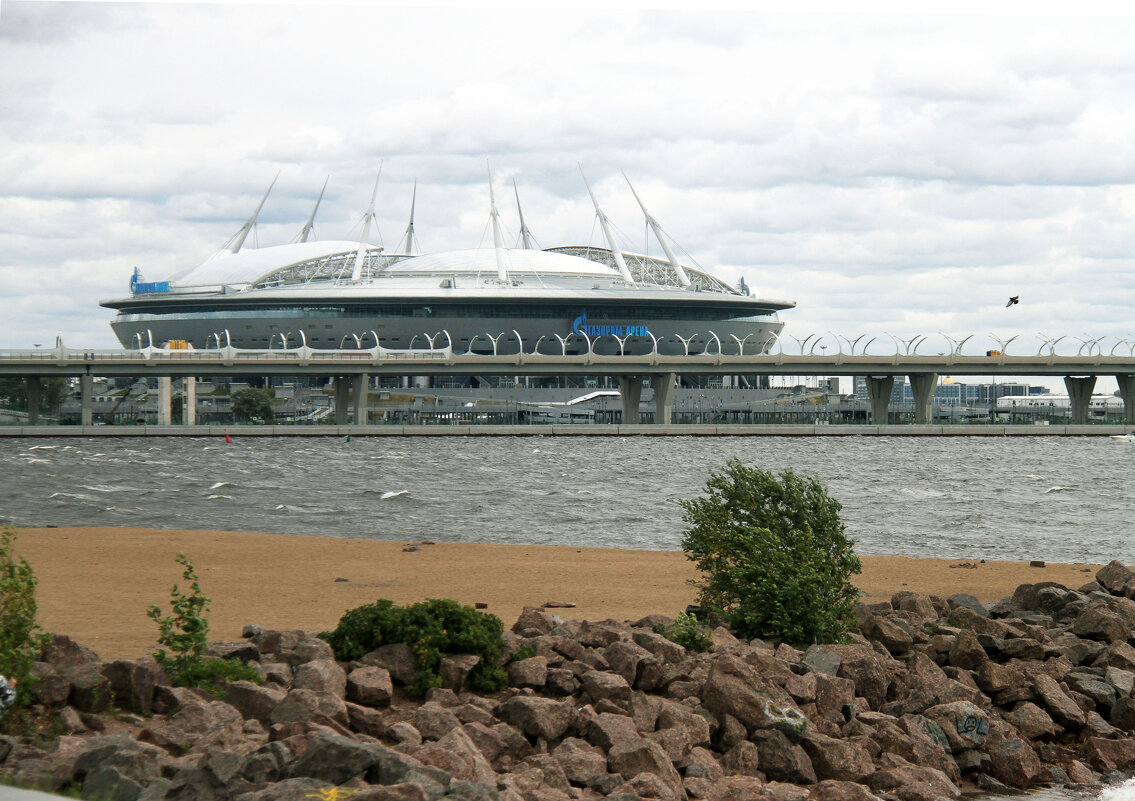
[[853, 376, 1045, 404]]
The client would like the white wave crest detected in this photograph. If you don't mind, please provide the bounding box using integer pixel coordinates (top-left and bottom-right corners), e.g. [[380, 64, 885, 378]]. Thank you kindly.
[[1044, 486, 1076, 494], [1100, 778, 1135, 801], [379, 490, 410, 500], [206, 494, 233, 500], [209, 482, 230, 490]]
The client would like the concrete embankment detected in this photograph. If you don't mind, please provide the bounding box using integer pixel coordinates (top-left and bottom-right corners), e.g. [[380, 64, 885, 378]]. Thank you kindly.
[[2, 423, 1134, 437]]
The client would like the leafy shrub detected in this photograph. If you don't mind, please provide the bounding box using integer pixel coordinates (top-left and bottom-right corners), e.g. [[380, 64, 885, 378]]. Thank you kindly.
[[324, 598, 508, 696], [654, 611, 713, 653], [510, 644, 536, 662], [0, 527, 50, 713], [680, 459, 862, 645], [147, 553, 260, 693]]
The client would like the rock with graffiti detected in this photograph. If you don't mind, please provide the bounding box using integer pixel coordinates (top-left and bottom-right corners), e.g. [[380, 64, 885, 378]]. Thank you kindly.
[[9, 560, 1135, 799]]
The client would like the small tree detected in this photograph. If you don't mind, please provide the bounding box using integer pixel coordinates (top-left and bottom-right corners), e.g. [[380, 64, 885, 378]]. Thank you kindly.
[[230, 388, 275, 423], [0, 527, 50, 712], [147, 554, 259, 692], [680, 459, 861, 645]]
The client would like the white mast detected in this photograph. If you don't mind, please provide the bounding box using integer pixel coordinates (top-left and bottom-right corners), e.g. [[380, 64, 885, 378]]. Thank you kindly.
[[294, 176, 328, 244], [623, 172, 691, 288], [351, 165, 382, 282], [487, 162, 509, 282], [228, 172, 278, 253], [514, 179, 536, 250], [397, 180, 418, 254], [579, 166, 635, 284]]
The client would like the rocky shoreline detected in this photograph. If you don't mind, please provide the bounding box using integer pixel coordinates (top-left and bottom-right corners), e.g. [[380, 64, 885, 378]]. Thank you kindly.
[[10, 563, 1135, 801]]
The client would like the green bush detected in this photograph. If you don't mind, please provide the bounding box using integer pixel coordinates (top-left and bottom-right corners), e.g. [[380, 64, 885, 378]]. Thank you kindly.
[[324, 598, 508, 696], [147, 553, 260, 693], [654, 611, 713, 653], [680, 459, 862, 645], [0, 527, 50, 713]]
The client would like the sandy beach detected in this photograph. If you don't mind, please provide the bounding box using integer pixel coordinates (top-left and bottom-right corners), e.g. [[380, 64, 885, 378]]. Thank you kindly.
[[11, 526, 1102, 660]]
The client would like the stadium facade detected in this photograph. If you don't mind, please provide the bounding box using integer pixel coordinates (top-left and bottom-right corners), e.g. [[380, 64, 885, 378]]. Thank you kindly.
[[101, 172, 794, 357]]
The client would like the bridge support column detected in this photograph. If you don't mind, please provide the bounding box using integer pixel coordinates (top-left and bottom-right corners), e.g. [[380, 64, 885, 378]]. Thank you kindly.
[[1064, 375, 1097, 424], [157, 376, 172, 425], [354, 374, 369, 425], [618, 376, 643, 425], [184, 377, 196, 426], [80, 376, 92, 426], [865, 376, 894, 425], [334, 377, 350, 425], [651, 373, 676, 425], [1117, 375, 1135, 425], [26, 377, 40, 425], [909, 373, 938, 424]]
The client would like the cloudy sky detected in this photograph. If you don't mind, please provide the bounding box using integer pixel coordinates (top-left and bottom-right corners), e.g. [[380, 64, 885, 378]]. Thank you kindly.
[[3, 2, 1135, 389]]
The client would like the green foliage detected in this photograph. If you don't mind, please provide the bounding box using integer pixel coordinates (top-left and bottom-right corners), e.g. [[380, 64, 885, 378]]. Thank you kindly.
[[0, 528, 50, 713], [230, 387, 275, 423], [680, 459, 862, 646], [324, 598, 508, 696], [147, 554, 260, 693], [655, 611, 713, 653], [0, 377, 68, 415], [510, 644, 536, 662]]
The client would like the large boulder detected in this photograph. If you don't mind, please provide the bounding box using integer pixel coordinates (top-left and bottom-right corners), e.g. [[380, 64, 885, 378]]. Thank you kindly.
[[799, 732, 874, 783], [754, 729, 817, 785], [287, 731, 380, 784], [496, 696, 574, 741], [100, 657, 163, 715], [701, 654, 800, 734], [413, 726, 497, 787], [347, 665, 394, 707]]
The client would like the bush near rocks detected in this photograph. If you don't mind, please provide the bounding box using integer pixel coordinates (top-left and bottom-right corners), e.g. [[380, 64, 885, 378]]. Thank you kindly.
[[13, 563, 1135, 801], [680, 460, 862, 645], [323, 598, 509, 696], [0, 527, 49, 716]]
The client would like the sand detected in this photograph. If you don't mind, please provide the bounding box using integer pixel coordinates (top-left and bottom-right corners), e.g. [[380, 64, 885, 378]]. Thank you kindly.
[[10, 526, 1102, 660]]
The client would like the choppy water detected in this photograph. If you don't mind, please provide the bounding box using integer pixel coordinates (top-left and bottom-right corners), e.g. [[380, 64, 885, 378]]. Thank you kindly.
[[0, 435, 1133, 563]]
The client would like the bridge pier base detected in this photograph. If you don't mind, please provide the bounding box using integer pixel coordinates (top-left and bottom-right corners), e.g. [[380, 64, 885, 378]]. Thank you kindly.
[[80, 376, 92, 426], [354, 373, 369, 425], [651, 373, 676, 425], [158, 376, 171, 425], [1064, 375, 1097, 424], [909, 373, 938, 424], [1117, 375, 1135, 425], [184, 377, 196, 426], [26, 377, 40, 425], [618, 376, 643, 424], [865, 376, 894, 425], [333, 377, 350, 425]]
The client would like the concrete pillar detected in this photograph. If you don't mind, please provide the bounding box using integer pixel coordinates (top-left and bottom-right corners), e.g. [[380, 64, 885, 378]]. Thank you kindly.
[[1117, 375, 1135, 425], [1064, 375, 1097, 424], [333, 377, 351, 425], [651, 373, 676, 425], [618, 375, 643, 424], [184, 377, 196, 426], [26, 377, 40, 425], [80, 375, 93, 426], [354, 373, 369, 425], [157, 376, 172, 425], [908, 373, 938, 424], [864, 376, 895, 425]]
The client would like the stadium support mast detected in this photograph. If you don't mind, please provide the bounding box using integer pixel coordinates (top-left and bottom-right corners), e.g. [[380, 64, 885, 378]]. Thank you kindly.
[[579, 167, 635, 284], [227, 172, 278, 254], [294, 176, 328, 244], [351, 166, 382, 282], [623, 172, 691, 288], [397, 181, 418, 255], [487, 163, 509, 282], [514, 179, 536, 250]]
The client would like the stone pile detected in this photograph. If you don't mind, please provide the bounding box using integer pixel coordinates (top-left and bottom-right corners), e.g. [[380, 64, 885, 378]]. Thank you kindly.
[[10, 561, 1135, 800]]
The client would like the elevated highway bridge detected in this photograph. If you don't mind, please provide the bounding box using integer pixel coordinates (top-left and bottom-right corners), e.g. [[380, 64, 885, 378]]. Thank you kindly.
[[3, 342, 1134, 426]]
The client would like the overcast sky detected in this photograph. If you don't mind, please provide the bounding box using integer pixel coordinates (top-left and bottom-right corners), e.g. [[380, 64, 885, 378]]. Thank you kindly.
[[3, 2, 1135, 390]]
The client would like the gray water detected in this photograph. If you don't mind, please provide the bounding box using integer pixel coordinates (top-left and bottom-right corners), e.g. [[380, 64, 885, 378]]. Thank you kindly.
[[0, 435, 1133, 563]]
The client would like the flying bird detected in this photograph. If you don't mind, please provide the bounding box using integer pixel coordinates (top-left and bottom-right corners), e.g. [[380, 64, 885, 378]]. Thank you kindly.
[[1006, 296, 1019, 307]]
